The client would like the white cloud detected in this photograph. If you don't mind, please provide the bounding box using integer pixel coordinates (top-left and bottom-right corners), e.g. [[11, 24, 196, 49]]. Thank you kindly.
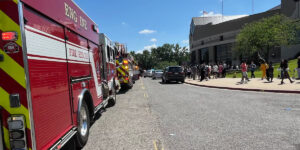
[[144, 44, 157, 51], [182, 40, 189, 44], [139, 29, 156, 34], [150, 38, 157, 42], [136, 50, 144, 54], [200, 11, 222, 17], [121, 22, 127, 25]]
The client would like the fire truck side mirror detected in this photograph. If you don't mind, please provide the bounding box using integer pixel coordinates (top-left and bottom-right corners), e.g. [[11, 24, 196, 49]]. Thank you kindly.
[[0, 54, 4, 62]]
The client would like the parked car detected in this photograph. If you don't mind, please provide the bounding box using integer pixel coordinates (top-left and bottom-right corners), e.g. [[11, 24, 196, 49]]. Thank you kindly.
[[145, 69, 154, 77], [162, 66, 185, 83], [152, 70, 163, 79]]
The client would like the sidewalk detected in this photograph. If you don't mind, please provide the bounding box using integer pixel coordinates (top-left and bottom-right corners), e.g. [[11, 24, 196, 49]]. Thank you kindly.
[[185, 78, 300, 94]]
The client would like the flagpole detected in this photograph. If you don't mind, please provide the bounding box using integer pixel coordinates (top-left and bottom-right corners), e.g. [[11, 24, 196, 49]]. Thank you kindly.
[[222, 0, 224, 22], [202, 10, 205, 24], [252, 0, 254, 14]]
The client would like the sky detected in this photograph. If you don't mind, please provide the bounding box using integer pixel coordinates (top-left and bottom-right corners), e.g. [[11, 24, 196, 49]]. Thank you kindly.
[[73, 0, 281, 53]]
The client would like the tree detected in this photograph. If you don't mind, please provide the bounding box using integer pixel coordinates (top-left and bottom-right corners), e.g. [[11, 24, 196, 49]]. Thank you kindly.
[[234, 14, 300, 62], [131, 43, 190, 70]]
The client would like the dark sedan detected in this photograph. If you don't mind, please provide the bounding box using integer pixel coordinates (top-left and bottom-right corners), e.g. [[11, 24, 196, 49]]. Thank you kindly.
[[162, 66, 185, 83]]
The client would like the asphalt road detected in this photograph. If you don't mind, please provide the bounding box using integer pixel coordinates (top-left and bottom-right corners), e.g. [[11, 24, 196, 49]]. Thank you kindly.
[[83, 78, 300, 150]]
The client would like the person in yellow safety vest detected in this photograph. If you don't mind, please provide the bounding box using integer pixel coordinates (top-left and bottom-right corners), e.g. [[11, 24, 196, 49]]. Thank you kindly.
[[260, 61, 269, 80]]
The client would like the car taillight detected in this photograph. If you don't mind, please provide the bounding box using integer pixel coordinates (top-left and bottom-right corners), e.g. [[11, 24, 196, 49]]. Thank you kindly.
[[2, 32, 18, 41], [180, 72, 185, 74], [168, 72, 172, 74]]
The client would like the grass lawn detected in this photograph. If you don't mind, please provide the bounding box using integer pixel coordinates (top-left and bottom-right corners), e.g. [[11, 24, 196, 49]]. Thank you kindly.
[[226, 59, 299, 78]]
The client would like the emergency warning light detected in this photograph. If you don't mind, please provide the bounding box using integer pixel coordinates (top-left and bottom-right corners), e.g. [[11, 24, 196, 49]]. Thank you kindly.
[[2, 31, 18, 41], [123, 60, 128, 65]]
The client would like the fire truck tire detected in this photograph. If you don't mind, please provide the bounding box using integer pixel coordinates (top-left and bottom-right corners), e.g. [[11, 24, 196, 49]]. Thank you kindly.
[[76, 101, 90, 148], [107, 82, 117, 107], [128, 79, 133, 89]]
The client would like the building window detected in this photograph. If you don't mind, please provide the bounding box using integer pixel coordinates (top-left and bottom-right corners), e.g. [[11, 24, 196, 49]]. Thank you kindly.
[[220, 35, 224, 41], [200, 48, 209, 64], [215, 44, 232, 65]]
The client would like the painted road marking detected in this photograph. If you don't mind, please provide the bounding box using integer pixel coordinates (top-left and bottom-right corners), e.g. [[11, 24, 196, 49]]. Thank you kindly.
[[153, 140, 165, 150], [144, 93, 148, 98], [153, 140, 158, 150]]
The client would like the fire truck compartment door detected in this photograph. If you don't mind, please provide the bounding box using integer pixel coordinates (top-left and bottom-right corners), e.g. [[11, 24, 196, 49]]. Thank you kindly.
[[89, 42, 102, 99]]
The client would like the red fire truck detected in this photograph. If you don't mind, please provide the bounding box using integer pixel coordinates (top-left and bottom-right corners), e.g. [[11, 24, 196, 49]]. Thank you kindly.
[[99, 34, 119, 97], [0, 0, 115, 149]]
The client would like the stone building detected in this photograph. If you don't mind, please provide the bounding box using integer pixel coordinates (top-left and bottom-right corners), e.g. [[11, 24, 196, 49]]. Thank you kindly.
[[190, 0, 300, 66]]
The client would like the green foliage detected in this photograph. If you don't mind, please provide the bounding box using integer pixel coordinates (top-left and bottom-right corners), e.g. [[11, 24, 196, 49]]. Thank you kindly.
[[131, 43, 190, 70], [235, 14, 300, 61], [154, 61, 178, 70]]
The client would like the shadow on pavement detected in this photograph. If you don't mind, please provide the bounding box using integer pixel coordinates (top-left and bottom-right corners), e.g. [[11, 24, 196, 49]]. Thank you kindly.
[[93, 110, 103, 124], [159, 81, 183, 85], [117, 88, 130, 95]]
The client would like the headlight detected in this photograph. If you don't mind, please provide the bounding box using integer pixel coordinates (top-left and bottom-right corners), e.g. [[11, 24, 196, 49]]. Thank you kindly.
[[7, 116, 27, 150], [10, 130, 25, 139], [8, 120, 23, 130], [10, 140, 25, 149]]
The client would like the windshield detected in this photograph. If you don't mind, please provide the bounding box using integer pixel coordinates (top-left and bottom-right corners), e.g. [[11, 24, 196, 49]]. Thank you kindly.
[[168, 67, 183, 72]]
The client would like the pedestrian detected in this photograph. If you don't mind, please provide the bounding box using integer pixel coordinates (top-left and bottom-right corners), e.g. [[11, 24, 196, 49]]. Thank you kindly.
[[218, 63, 223, 78], [267, 62, 274, 82], [208, 64, 212, 79], [200, 64, 206, 82], [250, 61, 256, 78], [204, 64, 209, 81], [213, 64, 218, 79], [260, 61, 268, 80], [297, 56, 300, 79], [187, 67, 191, 78], [280, 59, 294, 84], [192, 65, 197, 80], [197, 65, 201, 80], [222, 62, 227, 78], [240, 61, 249, 84]]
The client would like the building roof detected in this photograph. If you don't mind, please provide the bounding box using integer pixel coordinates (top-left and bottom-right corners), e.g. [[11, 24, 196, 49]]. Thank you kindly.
[[268, 5, 281, 11], [192, 15, 248, 26], [190, 8, 281, 42]]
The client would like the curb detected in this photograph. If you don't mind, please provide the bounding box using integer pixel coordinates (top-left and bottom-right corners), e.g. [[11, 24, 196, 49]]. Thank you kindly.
[[185, 81, 300, 94]]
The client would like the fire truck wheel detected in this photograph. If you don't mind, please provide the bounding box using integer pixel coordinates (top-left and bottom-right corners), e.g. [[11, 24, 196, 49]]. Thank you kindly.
[[76, 101, 90, 148], [128, 79, 133, 89], [107, 82, 117, 107]]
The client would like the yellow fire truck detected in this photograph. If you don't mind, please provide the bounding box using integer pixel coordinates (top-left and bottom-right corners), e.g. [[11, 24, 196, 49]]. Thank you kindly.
[[115, 44, 134, 89]]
